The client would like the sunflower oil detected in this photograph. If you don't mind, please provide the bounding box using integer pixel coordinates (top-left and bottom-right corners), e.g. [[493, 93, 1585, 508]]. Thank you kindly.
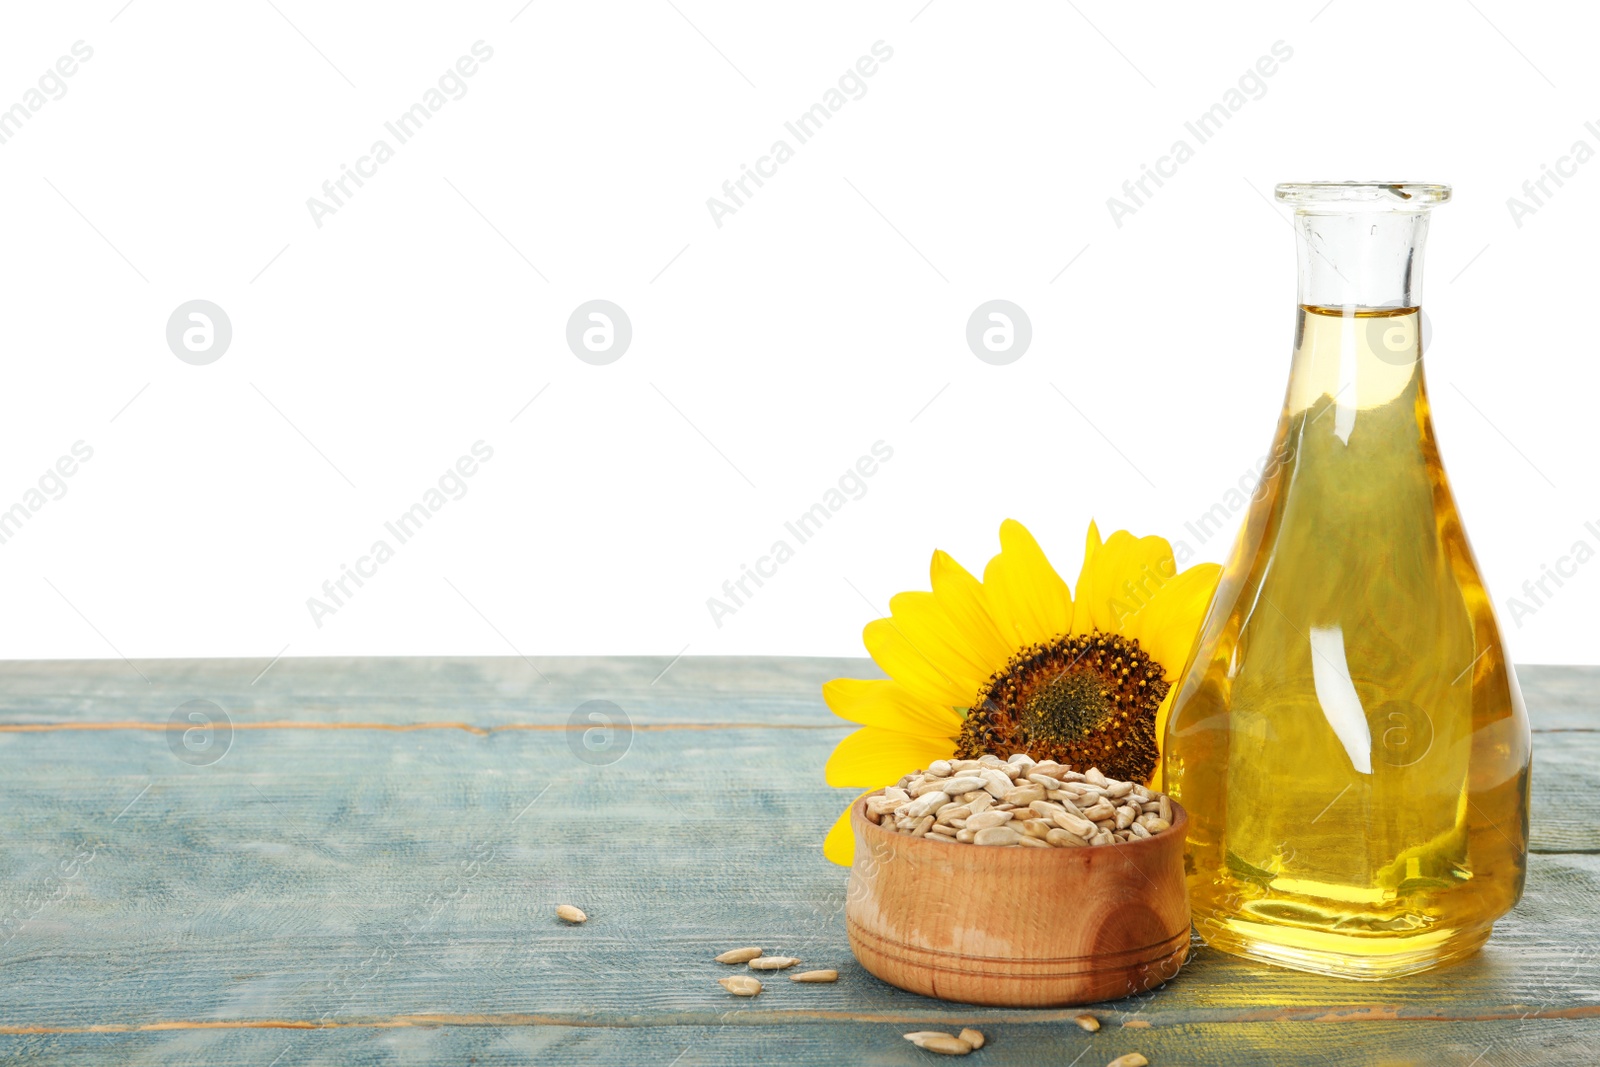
[[1164, 295, 1531, 979]]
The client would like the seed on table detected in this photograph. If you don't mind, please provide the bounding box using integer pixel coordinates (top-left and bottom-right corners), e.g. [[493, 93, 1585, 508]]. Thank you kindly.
[[715, 947, 762, 964], [958, 1027, 985, 1049], [921, 1035, 975, 1055], [718, 975, 762, 996], [748, 956, 799, 970], [1074, 1012, 1100, 1032], [1105, 1055, 1148, 1067], [555, 905, 586, 924], [790, 969, 838, 983], [903, 1031, 951, 1045]]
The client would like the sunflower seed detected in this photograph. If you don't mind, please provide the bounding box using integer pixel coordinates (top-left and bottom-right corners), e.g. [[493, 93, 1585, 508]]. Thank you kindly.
[[719, 975, 762, 996], [1074, 1013, 1101, 1032], [978, 769, 1015, 798], [556, 905, 586, 923], [1105, 1055, 1148, 1067], [866, 796, 903, 816], [715, 947, 762, 964], [1019, 818, 1053, 839], [749, 956, 799, 970], [1003, 785, 1046, 806], [1052, 810, 1097, 837], [927, 760, 953, 777], [920, 1035, 974, 1055], [959, 1027, 986, 1049], [1081, 799, 1117, 822], [904, 1031, 954, 1046], [881, 759, 1175, 849], [790, 969, 838, 982]]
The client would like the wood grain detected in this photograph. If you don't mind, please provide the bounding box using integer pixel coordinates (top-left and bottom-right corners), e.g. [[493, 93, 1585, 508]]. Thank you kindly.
[[0, 656, 1594, 1065]]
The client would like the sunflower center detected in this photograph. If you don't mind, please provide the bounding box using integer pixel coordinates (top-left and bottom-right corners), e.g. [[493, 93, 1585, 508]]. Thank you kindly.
[[955, 630, 1168, 784]]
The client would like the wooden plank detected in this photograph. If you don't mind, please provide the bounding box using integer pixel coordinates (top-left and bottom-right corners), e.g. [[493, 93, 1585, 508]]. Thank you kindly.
[[0, 1019, 1595, 1067]]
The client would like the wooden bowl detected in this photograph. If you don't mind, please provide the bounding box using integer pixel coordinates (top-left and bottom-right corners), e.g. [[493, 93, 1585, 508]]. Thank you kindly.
[[845, 793, 1190, 1007]]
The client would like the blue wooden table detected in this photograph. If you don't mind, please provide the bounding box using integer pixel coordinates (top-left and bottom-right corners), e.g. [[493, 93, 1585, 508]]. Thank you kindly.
[[0, 657, 1595, 1065]]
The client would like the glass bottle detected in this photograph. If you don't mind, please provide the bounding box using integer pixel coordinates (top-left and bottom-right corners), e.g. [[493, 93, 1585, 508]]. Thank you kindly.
[[1164, 182, 1531, 980]]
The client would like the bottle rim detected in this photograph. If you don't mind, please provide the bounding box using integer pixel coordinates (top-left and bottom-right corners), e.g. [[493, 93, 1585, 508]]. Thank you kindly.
[[1275, 182, 1451, 210]]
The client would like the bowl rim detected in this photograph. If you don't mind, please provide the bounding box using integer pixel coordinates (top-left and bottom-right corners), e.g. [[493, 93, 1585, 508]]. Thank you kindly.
[[851, 787, 1187, 858]]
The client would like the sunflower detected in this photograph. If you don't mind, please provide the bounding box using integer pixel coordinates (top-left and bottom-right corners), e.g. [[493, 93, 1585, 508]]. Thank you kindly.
[[821, 519, 1220, 865]]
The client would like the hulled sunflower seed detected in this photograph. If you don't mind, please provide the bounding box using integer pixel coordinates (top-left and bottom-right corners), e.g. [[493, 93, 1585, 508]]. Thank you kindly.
[[556, 905, 586, 923], [790, 969, 838, 983], [1105, 1055, 1148, 1067], [714, 947, 762, 964], [748, 956, 799, 970], [920, 1035, 974, 1055], [1074, 1013, 1100, 1031], [882, 759, 1176, 849], [959, 1028, 985, 1049], [904, 1031, 954, 1046], [718, 975, 761, 996]]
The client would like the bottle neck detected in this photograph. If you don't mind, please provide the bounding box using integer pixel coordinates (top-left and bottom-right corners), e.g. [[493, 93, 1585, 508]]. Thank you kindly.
[[1295, 210, 1430, 310]]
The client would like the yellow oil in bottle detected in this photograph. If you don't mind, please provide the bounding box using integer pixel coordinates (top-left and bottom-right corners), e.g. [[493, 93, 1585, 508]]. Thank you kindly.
[[1165, 304, 1532, 979]]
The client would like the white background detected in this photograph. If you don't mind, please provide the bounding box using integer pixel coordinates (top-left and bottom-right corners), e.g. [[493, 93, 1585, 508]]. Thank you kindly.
[[0, 1, 1594, 665]]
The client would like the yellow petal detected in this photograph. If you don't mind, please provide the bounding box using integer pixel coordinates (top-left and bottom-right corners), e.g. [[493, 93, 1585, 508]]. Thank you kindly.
[[883, 590, 995, 697], [824, 791, 873, 866], [1077, 529, 1179, 638], [930, 550, 1014, 670], [824, 726, 956, 788], [1070, 520, 1105, 635], [863, 615, 976, 709], [1126, 563, 1222, 682], [982, 520, 1073, 648], [824, 678, 963, 738]]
